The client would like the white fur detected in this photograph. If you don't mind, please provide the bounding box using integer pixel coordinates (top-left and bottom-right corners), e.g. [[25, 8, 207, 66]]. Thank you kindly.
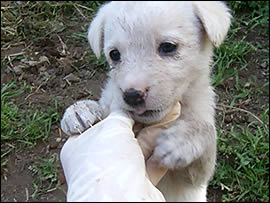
[[192, 1, 232, 47], [61, 1, 231, 201]]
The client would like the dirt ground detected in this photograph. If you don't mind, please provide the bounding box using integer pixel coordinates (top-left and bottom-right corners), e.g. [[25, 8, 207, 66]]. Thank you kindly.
[[1, 2, 269, 202], [0, 37, 107, 201]]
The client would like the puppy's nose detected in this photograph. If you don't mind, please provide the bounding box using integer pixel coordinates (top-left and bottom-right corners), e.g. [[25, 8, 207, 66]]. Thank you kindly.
[[123, 88, 145, 106]]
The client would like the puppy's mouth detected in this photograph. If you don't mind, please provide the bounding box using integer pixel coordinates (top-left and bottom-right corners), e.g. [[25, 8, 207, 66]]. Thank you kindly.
[[124, 103, 173, 124], [129, 108, 162, 117]]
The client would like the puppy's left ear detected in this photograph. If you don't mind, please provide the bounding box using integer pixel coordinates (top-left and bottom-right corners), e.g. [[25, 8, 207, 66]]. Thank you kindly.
[[193, 1, 232, 47], [88, 4, 108, 58]]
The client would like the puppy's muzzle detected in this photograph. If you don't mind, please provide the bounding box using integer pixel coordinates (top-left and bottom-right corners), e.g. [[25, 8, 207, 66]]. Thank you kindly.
[[123, 88, 146, 107]]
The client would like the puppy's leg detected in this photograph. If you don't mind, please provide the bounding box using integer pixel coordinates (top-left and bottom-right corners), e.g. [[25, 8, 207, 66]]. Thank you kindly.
[[60, 78, 118, 136], [153, 116, 216, 169], [154, 114, 216, 202], [61, 100, 103, 136]]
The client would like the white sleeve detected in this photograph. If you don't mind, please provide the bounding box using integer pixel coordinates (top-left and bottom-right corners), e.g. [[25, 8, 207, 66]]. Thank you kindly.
[[60, 111, 165, 202]]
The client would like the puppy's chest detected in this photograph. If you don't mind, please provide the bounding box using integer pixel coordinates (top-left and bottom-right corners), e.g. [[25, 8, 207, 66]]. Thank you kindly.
[[133, 102, 181, 159]]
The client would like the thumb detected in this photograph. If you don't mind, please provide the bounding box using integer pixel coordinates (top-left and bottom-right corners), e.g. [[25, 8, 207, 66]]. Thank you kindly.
[[146, 155, 168, 186]]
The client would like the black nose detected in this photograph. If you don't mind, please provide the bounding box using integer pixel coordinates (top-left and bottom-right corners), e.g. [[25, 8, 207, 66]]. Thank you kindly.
[[123, 88, 145, 106]]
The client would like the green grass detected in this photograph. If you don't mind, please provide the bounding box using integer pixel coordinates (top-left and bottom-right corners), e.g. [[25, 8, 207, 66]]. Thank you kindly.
[[1, 82, 59, 145], [88, 53, 109, 71], [1, 1, 100, 43], [67, 32, 88, 42], [212, 111, 269, 201], [209, 1, 269, 202], [28, 153, 60, 198], [228, 1, 269, 34], [1, 82, 60, 170], [1, 82, 24, 169], [212, 1, 268, 86], [212, 36, 255, 88]]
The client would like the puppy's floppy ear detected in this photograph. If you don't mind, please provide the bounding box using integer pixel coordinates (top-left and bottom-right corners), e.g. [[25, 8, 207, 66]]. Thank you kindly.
[[87, 4, 107, 58], [193, 1, 232, 47]]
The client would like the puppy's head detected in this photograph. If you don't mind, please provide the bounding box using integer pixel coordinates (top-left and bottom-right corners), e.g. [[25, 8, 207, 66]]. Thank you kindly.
[[88, 1, 231, 124]]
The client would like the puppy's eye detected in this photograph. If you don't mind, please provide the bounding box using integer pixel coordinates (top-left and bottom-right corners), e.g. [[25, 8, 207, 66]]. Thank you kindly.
[[109, 49, 121, 62], [159, 42, 177, 55]]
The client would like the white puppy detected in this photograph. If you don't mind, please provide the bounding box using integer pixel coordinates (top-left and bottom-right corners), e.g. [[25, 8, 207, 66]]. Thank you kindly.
[[61, 1, 231, 201]]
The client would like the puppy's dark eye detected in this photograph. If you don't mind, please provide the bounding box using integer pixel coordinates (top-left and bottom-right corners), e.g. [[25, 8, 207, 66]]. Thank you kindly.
[[159, 42, 177, 55], [109, 49, 121, 62]]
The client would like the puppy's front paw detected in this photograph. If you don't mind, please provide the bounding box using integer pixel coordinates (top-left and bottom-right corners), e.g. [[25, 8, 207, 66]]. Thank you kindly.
[[153, 121, 204, 169], [61, 100, 102, 136]]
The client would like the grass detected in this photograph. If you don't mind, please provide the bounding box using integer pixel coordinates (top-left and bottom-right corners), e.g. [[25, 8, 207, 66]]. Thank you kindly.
[[1, 82, 24, 169], [209, 1, 269, 202], [228, 1, 269, 34], [28, 153, 60, 198], [212, 36, 255, 88], [88, 53, 109, 71], [1, 82, 60, 170], [1, 1, 103, 200], [1, 82, 61, 197], [1, 1, 101, 44], [212, 111, 269, 201]]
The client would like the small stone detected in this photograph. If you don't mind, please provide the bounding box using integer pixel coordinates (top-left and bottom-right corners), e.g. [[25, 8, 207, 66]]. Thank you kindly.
[[58, 58, 73, 74], [56, 138, 62, 143], [63, 73, 80, 83], [244, 82, 251, 88], [13, 65, 25, 75], [49, 142, 58, 149], [224, 114, 232, 123]]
